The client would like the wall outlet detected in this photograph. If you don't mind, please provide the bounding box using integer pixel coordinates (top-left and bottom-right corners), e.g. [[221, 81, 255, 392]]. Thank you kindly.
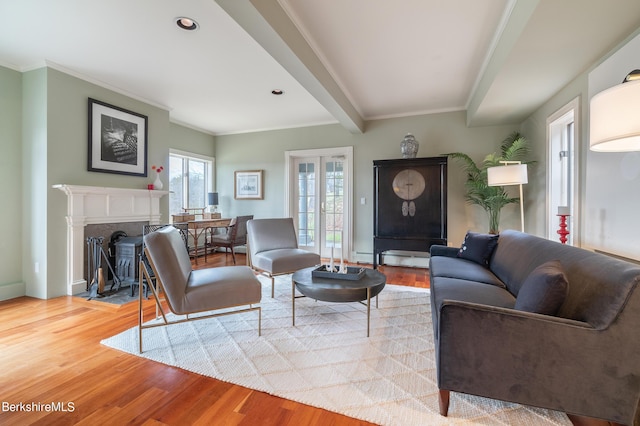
[[34, 262, 39, 273], [360, 197, 366, 205]]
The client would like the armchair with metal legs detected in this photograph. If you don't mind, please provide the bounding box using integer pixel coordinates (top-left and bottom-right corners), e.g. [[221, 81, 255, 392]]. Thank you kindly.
[[247, 218, 321, 298], [138, 226, 262, 353]]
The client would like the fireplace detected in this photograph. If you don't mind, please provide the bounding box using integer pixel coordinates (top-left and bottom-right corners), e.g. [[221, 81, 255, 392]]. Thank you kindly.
[[54, 184, 169, 295]]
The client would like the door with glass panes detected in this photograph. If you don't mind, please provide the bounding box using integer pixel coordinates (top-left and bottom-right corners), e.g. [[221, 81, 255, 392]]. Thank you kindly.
[[295, 156, 347, 260]]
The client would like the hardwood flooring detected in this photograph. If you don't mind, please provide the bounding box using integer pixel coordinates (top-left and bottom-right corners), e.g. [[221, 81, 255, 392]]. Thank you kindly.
[[0, 253, 428, 426]]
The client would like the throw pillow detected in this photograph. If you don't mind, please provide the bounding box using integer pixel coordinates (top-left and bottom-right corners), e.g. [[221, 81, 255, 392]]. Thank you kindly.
[[514, 260, 569, 315], [457, 231, 499, 267]]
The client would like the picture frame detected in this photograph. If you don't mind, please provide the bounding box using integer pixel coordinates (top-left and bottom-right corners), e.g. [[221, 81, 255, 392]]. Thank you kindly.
[[235, 170, 264, 200], [88, 98, 148, 176]]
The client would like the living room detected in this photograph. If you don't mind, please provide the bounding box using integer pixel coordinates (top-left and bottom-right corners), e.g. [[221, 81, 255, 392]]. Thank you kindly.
[[2, 0, 640, 302], [1, 1, 640, 424]]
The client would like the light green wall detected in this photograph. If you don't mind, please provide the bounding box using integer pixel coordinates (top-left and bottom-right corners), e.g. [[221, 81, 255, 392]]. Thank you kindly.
[[22, 68, 48, 299], [169, 123, 215, 157], [0, 66, 24, 299], [3, 66, 216, 300], [216, 111, 519, 255], [43, 68, 173, 298]]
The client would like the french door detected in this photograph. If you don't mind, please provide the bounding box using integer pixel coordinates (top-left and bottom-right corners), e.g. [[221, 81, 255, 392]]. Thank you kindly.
[[285, 147, 352, 260]]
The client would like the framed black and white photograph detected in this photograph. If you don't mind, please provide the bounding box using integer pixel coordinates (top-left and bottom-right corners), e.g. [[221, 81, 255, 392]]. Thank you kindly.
[[88, 98, 148, 176], [234, 170, 263, 200]]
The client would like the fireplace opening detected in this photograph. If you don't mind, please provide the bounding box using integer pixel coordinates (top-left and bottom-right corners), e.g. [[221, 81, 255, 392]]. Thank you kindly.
[[83, 222, 147, 296], [115, 235, 143, 285]]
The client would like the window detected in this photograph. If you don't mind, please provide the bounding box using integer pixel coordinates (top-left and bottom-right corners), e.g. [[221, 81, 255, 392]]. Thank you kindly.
[[547, 98, 579, 245], [169, 150, 214, 217]]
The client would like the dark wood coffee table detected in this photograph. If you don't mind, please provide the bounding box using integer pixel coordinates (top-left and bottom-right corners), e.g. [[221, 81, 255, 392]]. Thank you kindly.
[[291, 266, 386, 337]]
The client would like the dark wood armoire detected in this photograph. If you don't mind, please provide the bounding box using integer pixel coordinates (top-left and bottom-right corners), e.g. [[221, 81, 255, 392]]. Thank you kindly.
[[373, 156, 447, 268]]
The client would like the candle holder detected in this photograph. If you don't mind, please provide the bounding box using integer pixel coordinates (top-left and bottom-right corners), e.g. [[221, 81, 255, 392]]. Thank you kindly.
[[557, 214, 570, 244]]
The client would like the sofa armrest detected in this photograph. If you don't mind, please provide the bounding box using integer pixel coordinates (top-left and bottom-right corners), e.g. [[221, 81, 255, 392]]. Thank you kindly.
[[430, 244, 458, 258], [437, 300, 638, 423]]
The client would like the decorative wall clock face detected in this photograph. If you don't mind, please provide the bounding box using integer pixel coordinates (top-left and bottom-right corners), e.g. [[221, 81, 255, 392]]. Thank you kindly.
[[392, 169, 425, 216]]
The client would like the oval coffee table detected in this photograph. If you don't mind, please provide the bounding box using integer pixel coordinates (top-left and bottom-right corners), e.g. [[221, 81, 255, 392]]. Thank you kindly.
[[291, 266, 386, 337]]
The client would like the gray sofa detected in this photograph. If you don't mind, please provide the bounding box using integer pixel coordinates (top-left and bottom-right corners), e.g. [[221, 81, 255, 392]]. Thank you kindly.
[[429, 229, 640, 425]]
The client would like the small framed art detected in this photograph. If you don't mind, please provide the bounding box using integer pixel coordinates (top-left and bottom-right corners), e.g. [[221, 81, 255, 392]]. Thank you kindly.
[[88, 98, 148, 176], [234, 170, 264, 200]]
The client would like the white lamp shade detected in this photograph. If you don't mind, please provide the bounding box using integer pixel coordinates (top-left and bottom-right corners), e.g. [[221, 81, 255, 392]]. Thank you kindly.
[[590, 79, 640, 152], [487, 164, 528, 186]]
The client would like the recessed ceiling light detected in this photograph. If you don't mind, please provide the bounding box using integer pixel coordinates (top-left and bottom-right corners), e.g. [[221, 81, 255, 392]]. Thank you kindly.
[[271, 90, 284, 95], [176, 17, 199, 31]]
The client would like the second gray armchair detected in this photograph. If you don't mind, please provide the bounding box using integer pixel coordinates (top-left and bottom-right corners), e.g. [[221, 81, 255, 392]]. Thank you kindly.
[[247, 218, 321, 298]]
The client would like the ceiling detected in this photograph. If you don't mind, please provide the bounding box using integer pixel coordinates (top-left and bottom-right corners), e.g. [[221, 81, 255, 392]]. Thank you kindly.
[[2, 0, 640, 135]]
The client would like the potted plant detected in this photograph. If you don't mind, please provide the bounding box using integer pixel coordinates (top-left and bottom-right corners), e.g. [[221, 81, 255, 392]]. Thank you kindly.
[[445, 132, 534, 234]]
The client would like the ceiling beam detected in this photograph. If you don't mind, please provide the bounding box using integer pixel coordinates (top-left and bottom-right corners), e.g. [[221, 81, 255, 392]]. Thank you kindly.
[[466, 0, 540, 127], [216, 0, 365, 134]]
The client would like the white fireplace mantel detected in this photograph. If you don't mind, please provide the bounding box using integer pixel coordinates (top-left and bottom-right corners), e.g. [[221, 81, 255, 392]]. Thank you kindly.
[[54, 184, 169, 295]]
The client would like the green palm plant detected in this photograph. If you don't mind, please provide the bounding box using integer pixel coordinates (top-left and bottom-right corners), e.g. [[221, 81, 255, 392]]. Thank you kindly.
[[445, 132, 534, 234]]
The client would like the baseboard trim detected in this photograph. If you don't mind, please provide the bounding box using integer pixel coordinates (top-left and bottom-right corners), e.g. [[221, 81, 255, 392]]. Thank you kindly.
[[353, 251, 429, 268], [0, 281, 26, 301]]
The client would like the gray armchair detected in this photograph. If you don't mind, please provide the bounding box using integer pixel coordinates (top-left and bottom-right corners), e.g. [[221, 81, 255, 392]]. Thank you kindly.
[[139, 226, 262, 353], [247, 218, 320, 298]]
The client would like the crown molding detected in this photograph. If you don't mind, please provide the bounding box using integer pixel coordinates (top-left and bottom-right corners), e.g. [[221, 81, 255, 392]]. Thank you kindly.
[[44, 60, 172, 112]]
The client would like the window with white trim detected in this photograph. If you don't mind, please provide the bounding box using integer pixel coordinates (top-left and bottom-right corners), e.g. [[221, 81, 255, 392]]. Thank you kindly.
[[169, 150, 214, 217], [547, 98, 579, 245]]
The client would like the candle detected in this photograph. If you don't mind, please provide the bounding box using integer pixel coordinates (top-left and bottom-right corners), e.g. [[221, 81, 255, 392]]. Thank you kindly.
[[329, 246, 335, 272], [557, 206, 570, 216]]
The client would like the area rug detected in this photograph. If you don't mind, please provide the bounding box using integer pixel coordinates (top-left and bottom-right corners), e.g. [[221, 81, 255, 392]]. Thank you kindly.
[[101, 275, 571, 425]]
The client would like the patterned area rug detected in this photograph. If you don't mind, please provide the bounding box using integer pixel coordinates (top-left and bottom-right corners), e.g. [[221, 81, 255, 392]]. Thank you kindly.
[[101, 275, 571, 425]]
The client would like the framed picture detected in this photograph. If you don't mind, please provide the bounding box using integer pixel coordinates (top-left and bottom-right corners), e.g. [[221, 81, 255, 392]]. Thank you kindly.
[[235, 170, 264, 200], [88, 98, 148, 176]]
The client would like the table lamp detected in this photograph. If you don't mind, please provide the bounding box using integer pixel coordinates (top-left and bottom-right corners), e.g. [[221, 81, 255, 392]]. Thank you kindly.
[[208, 192, 219, 213]]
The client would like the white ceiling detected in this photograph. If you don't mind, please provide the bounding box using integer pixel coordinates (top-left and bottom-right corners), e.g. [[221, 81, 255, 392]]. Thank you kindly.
[[1, 0, 640, 135]]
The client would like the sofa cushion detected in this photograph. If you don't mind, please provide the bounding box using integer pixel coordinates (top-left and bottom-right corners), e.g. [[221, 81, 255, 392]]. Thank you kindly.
[[430, 276, 516, 340], [433, 277, 516, 310], [514, 260, 568, 315], [430, 256, 506, 288], [457, 231, 499, 267]]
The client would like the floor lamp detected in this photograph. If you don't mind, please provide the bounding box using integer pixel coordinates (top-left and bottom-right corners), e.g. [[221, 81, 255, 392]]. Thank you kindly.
[[487, 161, 528, 232]]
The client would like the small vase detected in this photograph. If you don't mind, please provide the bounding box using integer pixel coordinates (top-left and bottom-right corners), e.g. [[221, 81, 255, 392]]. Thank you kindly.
[[153, 174, 163, 190]]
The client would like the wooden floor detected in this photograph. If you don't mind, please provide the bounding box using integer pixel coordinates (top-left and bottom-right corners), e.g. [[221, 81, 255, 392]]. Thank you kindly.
[[0, 253, 428, 426]]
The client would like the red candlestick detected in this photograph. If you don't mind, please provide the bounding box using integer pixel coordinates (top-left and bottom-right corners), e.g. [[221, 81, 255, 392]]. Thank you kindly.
[[557, 214, 569, 244]]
